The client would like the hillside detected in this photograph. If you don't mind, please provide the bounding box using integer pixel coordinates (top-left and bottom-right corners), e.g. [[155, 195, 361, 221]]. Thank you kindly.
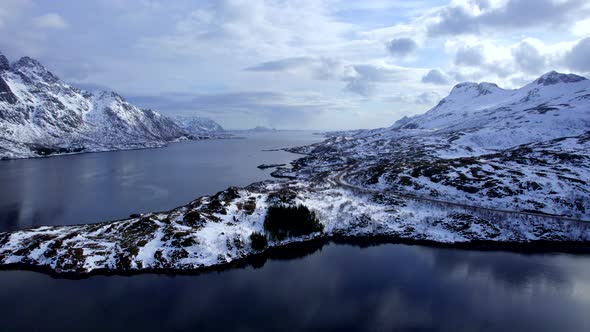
[[283, 71, 590, 219], [0, 52, 187, 159], [172, 115, 224, 137]]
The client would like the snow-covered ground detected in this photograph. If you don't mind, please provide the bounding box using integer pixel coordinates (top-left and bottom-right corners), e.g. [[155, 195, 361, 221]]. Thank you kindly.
[[1, 181, 588, 274]]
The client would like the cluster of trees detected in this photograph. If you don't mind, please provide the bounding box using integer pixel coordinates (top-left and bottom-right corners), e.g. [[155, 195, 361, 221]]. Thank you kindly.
[[263, 204, 323, 240], [249, 204, 324, 250], [249, 232, 268, 251]]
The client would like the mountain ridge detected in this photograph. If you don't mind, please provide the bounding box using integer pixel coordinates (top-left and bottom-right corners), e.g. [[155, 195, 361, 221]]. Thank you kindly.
[[172, 115, 224, 135], [390, 71, 590, 154], [0, 52, 190, 159]]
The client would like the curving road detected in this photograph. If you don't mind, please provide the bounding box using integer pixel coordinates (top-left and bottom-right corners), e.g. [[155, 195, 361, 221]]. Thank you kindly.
[[330, 165, 590, 224]]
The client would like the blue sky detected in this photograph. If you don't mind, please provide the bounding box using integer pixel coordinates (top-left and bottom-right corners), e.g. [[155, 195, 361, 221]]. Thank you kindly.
[[0, 0, 589, 129]]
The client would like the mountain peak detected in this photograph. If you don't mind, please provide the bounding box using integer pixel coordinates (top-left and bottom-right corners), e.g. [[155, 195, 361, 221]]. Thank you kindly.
[[14, 56, 45, 70], [13, 56, 60, 83], [449, 81, 501, 97], [96, 90, 126, 102], [533, 71, 587, 86], [0, 52, 10, 71]]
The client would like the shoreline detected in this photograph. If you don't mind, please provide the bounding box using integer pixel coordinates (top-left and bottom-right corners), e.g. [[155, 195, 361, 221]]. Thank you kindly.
[[2, 235, 589, 279], [0, 135, 239, 162]]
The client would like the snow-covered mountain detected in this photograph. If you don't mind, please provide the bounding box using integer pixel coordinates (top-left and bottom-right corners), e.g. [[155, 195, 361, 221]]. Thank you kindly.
[[391, 71, 590, 155], [0, 52, 187, 159], [172, 115, 224, 136], [279, 71, 590, 219]]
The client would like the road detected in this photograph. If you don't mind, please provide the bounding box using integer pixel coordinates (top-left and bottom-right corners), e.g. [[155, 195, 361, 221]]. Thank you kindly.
[[330, 165, 590, 224]]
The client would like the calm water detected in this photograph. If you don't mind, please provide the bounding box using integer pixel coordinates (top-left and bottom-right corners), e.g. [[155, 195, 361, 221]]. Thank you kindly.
[[1, 243, 589, 331], [0, 131, 321, 232], [1, 131, 590, 331]]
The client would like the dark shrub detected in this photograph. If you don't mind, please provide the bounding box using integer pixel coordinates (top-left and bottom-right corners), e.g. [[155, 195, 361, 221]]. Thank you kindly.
[[183, 210, 201, 223], [250, 232, 268, 251], [243, 198, 257, 215], [263, 204, 323, 240]]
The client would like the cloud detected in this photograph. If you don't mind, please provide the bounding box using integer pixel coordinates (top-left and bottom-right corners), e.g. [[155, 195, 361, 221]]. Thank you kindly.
[[310, 57, 353, 81], [427, 5, 480, 37], [127, 91, 354, 118], [443, 38, 557, 83], [382, 90, 443, 107], [421, 69, 451, 85], [245, 57, 314, 72], [139, 0, 353, 58], [245, 57, 414, 98], [454, 46, 484, 66], [127, 90, 356, 129], [415, 91, 441, 105], [473, 0, 491, 10], [427, 0, 590, 37], [33, 13, 68, 30], [344, 78, 375, 97], [243, 56, 353, 80], [564, 37, 590, 72], [448, 68, 485, 83], [343, 64, 408, 97], [511, 41, 546, 74], [386, 38, 418, 57]]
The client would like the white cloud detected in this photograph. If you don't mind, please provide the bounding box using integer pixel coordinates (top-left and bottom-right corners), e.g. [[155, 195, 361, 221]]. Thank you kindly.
[[33, 13, 68, 30], [139, 0, 355, 59], [571, 17, 590, 37]]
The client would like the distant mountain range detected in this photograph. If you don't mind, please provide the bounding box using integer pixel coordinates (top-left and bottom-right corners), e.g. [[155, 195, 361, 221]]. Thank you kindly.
[[246, 126, 276, 132], [285, 71, 590, 220], [390, 71, 590, 155], [172, 115, 224, 136], [0, 52, 223, 159]]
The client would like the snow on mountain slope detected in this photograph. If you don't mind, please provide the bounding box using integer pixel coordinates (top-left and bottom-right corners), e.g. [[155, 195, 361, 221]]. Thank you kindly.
[[391, 71, 590, 155], [278, 71, 590, 219], [0, 52, 187, 159], [172, 115, 224, 135]]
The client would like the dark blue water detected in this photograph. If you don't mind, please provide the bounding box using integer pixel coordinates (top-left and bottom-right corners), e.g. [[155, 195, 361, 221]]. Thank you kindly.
[[0, 243, 589, 331], [1, 131, 589, 331], [0, 131, 320, 232]]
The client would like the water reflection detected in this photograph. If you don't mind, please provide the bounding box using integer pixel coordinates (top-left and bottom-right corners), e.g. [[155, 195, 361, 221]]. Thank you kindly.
[[0, 203, 19, 231], [0, 242, 588, 331], [425, 248, 570, 291]]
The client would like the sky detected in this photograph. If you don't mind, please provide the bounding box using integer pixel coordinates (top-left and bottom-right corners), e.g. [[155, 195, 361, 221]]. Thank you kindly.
[[0, 0, 589, 130]]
